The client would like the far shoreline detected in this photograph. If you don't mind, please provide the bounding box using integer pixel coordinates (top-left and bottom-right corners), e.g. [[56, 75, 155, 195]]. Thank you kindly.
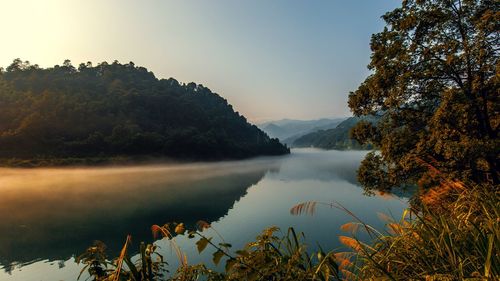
[[0, 152, 292, 168], [0, 148, 375, 168]]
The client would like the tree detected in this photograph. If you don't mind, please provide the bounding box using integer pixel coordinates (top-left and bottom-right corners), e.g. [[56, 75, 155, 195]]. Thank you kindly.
[[6, 58, 24, 72], [62, 59, 76, 73], [348, 0, 499, 192], [0, 59, 290, 162]]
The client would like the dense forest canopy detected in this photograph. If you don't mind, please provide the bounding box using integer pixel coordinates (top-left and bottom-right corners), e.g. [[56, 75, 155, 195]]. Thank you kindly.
[[348, 0, 499, 192], [0, 59, 289, 162]]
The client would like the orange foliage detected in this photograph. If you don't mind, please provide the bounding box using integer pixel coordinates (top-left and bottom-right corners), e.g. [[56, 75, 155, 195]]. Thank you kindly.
[[339, 236, 362, 251]]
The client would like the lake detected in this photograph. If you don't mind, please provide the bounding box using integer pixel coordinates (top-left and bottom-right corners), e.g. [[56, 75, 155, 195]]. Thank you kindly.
[[0, 149, 408, 280]]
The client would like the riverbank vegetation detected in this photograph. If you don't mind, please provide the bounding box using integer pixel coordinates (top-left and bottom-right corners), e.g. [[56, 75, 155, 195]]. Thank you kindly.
[[78, 178, 498, 280], [347, 181, 499, 279]]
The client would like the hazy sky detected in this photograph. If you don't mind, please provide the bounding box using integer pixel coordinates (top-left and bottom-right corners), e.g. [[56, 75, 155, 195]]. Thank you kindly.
[[0, 0, 399, 122]]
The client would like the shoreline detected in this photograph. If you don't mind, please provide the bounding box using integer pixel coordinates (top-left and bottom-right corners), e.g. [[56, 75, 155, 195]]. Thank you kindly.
[[0, 152, 291, 168]]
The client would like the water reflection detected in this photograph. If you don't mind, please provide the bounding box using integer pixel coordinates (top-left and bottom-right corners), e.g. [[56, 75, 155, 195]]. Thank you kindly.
[[0, 158, 281, 268], [0, 149, 408, 281], [267, 149, 364, 184]]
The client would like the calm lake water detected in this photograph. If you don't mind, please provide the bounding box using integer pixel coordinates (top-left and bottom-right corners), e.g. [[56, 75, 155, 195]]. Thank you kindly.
[[0, 149, 408, 281]]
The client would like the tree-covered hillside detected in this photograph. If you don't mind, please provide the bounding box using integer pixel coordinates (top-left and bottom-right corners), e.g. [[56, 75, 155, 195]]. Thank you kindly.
[[258, 118, 343, 141], [0, 59, 289, 163], [292, 116, 378, 150]]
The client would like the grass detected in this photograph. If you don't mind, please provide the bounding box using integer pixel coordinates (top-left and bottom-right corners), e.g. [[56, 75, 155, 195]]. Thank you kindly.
[[77, 178, 499, 280], [78, 222, 341, 280], [328, 179, 499, 280]]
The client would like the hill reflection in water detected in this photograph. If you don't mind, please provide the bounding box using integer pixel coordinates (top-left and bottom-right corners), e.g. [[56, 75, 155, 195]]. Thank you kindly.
[[0, 149, 409, 281], [0, 158, 281, 268]]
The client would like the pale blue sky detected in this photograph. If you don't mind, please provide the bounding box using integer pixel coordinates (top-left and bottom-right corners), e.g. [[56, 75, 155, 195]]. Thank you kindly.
[[0, 0, 400, 122]]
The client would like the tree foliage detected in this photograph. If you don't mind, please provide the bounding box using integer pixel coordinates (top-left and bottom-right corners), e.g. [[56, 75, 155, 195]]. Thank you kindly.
[[0, 60, 289, 162], [348, 0, 499, 192]]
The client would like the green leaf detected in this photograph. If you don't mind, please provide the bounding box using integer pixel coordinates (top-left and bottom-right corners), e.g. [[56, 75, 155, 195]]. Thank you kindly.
[[196, 237, 211, 253], [212, 250, 224, 265]]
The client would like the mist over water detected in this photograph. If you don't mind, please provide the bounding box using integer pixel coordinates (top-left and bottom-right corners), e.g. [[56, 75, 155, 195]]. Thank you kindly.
[[0, 149, 408, 281], [0, 158, 281, 265]]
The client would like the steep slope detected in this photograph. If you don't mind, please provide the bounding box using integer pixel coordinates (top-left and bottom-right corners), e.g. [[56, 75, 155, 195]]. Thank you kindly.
[[281, 119, 346, 145], [0, 60, 289, 162], [292, 116, 378, 150], [261, 123, 289, 140], [258, 118, 345, 141]]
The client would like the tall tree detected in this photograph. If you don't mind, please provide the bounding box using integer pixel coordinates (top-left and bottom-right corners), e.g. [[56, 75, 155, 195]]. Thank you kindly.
[[348, 0, 499, 192]]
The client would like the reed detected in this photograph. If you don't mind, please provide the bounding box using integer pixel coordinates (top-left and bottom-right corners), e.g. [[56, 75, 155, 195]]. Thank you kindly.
[[78, 180, 498, 280], [341, 183, 499, 280]]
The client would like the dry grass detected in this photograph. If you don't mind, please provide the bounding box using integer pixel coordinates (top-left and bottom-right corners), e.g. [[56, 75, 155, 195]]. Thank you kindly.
[[350, 183, 499, 280]]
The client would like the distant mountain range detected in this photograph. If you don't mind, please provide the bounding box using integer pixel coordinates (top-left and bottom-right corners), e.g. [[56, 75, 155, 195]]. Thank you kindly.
[[292, 116, 378, 150], [258, 118, 346, 145], [259, 116, 378, 150]]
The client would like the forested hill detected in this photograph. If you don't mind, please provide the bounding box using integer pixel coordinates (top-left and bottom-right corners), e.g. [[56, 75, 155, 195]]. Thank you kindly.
[[292, 116, 378, 150], [0, 59, 289, 163]]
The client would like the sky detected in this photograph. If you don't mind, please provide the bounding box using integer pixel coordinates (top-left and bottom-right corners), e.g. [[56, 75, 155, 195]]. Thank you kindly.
[[0, 0, 400, 123]]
